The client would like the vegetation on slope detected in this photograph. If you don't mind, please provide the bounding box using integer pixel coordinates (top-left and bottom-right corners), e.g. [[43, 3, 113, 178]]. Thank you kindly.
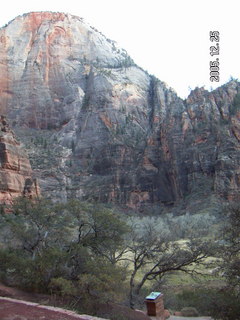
[[0, 198, 239, 319]]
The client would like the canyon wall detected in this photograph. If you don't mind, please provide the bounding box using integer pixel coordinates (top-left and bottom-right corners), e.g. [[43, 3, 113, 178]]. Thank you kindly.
[[0, 116, 39, 204], [0, 12, 239, 210]]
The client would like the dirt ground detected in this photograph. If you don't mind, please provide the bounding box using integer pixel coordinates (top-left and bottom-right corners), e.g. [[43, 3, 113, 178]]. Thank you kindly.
[[0, 296, 113, 320], [0, 297, 89, 320], [0, 283, 106, 320], [0, 283, 150, 320], [0, 283, 213, 320], [169, 317, 212, 320]]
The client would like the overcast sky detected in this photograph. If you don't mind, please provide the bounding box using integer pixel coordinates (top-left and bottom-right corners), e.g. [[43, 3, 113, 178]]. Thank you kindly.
[[0, 0, 239, 98]]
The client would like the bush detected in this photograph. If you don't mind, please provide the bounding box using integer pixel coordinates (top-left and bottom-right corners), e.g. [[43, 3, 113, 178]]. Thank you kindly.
[[208, 288, 240, 320], [165, 287, 240, 319], [181, 307, 199, 317], [0, 198, 129, 302], [49, 277, 77, 296]]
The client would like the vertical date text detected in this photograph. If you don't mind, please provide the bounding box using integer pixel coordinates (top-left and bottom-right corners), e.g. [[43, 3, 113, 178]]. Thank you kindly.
[[209, 31, 220, 82]]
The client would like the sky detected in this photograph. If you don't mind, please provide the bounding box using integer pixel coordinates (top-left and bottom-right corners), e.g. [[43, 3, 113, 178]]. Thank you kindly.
[[0, 0, 239, 99]]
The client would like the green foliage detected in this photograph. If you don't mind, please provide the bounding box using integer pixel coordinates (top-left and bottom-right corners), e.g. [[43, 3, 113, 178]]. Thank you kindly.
[[97, 68, 113, 78], [49, 277, 78, 296], [221, 203, 240, 290], [164, 287, 240, 319], [65, 200, 130, 264], [78, 257, 126, 303], [125, 216, 218, 308], [187, 203, 240, 319], [162, 202, 240, 319], [207, 288, 240, 320], [127, 211, 217, 241], [230, 92, 240, 115], [0, 197, 224, 315], [0, 198, 129, 306], [0, 198, 70, 256], [119, 56, 135, 68]]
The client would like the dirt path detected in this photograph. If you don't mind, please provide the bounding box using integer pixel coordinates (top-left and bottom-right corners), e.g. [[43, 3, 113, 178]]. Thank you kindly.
[[0, 284, 212, 320], [0, 296, 214, 320], [0, 297, 106, 320], [169, 317, 212, 320], [0, 283, 152, 320]]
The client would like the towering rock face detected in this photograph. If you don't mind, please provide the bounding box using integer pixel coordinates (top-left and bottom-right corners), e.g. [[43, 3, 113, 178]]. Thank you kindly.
[[0, 12, 239, 210], [0, 116, 40, 204]]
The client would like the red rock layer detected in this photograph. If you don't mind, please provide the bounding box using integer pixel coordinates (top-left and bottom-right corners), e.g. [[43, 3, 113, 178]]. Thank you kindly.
[[0, 116, 40, 204]]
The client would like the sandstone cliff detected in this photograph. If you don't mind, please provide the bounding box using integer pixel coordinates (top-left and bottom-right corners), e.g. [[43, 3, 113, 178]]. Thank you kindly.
[[0, 12, 239, 211], [0, 116, 39, 204]]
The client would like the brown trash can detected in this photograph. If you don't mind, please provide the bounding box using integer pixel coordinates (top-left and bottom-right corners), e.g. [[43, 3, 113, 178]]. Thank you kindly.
[[145, 292, 164, 317]]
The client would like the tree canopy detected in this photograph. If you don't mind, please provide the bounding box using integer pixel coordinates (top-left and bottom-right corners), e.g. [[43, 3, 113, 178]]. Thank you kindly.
[[0, 197, 220, 313]]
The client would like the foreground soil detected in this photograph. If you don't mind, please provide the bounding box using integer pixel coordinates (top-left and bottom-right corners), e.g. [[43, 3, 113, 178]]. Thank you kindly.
[[0, 283, 151, 320], [0, 297, 95, 320], [0, 283, 213, 320], [168, 317, 212, 320]]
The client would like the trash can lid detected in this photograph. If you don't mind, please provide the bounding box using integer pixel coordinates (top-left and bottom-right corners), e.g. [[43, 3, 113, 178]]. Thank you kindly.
[[145, 292, 162, 300]]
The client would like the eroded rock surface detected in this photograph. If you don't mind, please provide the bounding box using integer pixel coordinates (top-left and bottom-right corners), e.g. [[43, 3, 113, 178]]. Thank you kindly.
[[0, 116, 39, 204], [0, 12, 240, 210]]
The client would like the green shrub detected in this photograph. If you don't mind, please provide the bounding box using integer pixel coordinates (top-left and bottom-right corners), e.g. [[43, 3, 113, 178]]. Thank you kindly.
[[208, 288, 240, 320], [166, 287, 240, 319]]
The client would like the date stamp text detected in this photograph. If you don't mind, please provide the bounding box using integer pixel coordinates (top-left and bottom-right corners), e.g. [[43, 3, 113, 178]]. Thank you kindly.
[[209, 31, 220, 82]]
